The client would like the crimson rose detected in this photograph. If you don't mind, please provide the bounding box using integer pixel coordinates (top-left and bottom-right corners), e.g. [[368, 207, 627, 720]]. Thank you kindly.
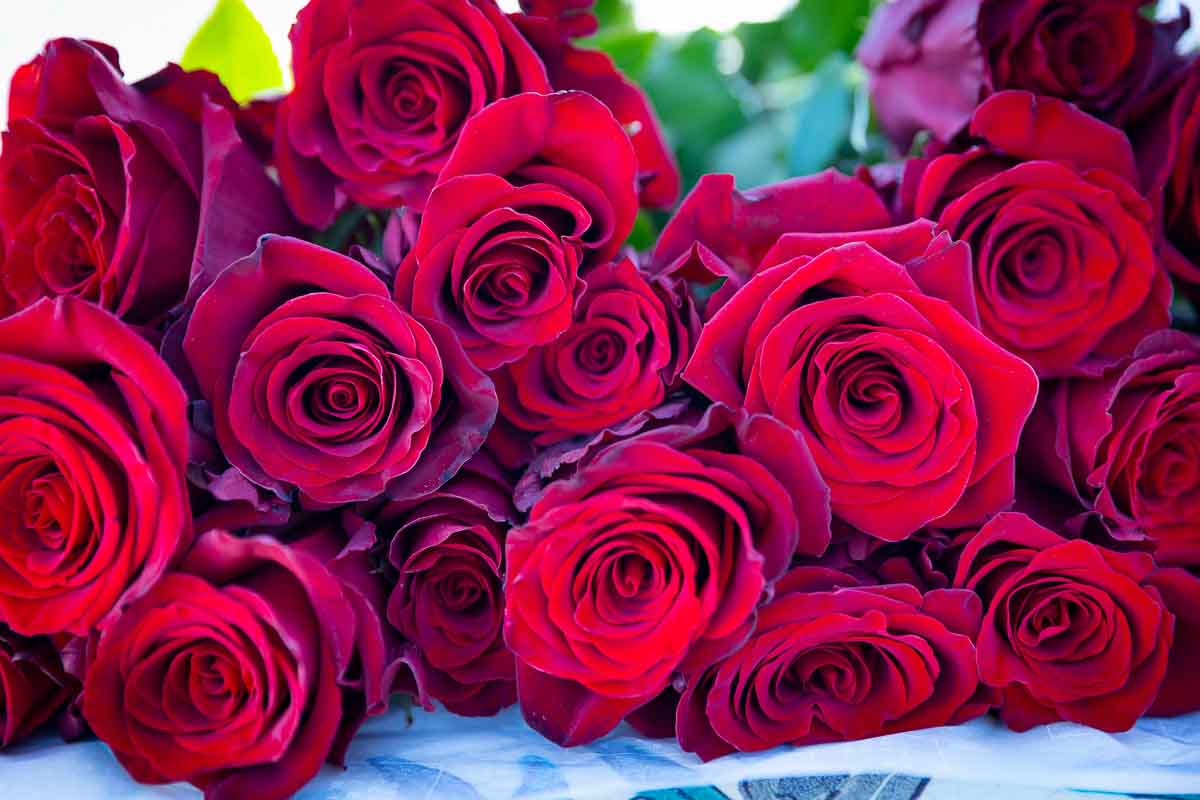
[[684, 223, 1037, 541], [858, 0, 1186, 150], [82, 529, 363, 800], [1022, 331, 1200, 566], [487, 258, 698, 467], [372, 453, 518, 716], [275, 0, 550, 225], [184, 235, 497, 506], [505, 404, 830, 746], [1, 38, 294, 327], [954, 512, 1174, 732], [906, 91, 1171, 377], [0, 297, 190, 636], [678, 570, 992, 760], [1, 626, 77, 748]]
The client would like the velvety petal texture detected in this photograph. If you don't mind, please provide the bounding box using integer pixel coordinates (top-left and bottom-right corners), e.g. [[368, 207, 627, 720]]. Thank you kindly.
[[906, 92, 1171, 377], [684, 224, 1037, 541], [954, 513, 1174, 732], [82, 530, 358, 800], [0, 297, 190, 636], [677, 574, 992, 760], [0, 626, 78, 748], [504, 403, 830, 745], [276, 0, 551, 224], [184, 235, 497, 506]]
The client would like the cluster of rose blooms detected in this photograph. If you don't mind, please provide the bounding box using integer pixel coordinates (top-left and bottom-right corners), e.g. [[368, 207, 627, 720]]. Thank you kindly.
[[1, 0, 1199, 797]]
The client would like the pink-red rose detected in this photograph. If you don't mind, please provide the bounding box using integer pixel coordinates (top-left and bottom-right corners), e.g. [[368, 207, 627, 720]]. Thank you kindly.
[[505, 404, 830, 746], [684, 222, 1037, 541], [954, 512, 1174, 732], [905, 91, 1171, 376], [1022, 331, 1200, 566], [184, 235, 497, 506], [0, 297, 190, 636], [275, 0, 550, 225], [678, 570, 992, 760]]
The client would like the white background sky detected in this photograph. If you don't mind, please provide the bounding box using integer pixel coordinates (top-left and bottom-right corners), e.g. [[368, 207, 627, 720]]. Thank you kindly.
[[0, 0, 1195, 115]]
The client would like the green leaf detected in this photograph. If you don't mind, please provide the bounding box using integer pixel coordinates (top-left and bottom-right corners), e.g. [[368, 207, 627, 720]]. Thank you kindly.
[[626, 210, 660, 252], [181, 0, 284, 104], [581, 28, 660, 79], [592, 0, 636, 29], [788, 54, 854, 176]]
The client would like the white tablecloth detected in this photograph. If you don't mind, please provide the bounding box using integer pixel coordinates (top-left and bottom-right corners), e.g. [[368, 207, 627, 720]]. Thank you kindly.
[[3, 708, 1199, 799]]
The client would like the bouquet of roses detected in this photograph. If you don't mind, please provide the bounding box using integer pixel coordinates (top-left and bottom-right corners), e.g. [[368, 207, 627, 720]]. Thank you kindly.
[[1, 0, 1198, 797]]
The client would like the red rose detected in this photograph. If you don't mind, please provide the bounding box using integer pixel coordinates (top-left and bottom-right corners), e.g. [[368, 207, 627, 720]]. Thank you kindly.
[[683, 223, 1037, 541], [371, 453, 517, 716], [907, 91, 1171, 376], [184, 235, 497, 505], [810, 523, 975, 594], [858, 0, 1186, 150], [511, 2, 680, 208], [1130, 58, 1200, 300], [954, 512, 1174, 732], [1, 626, 77, 748], [393, 174, 590, 370], [1022, 331, 1200, 566], [677, 570, 992, 760], [1146, 567, 1200, 718], [1, 39, 295, 327], [487, 258, 698, 467], [275, 0, 550, 225], [0, 297, 190, 636], [82, 530, 360, 800], [505, 404, 830, 746], [436, 91, 639, 269]]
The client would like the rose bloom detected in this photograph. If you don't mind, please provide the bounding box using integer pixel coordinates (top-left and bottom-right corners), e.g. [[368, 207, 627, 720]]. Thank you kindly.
[[1145, 567, 1200, 718], [505, 404, 831, 746], [1, 626, 77, 748], [0, 38, 294, 327], [954, 512, 1174, 732], [1130, 57, 1200, 300], [435, 91, 639, 269], [487, 257, 698, 467], [1022, 331, 1200, 566], [905, 91, 1171, 377], [83, 528, 374, 800], [683, 218, 1037, 541], [275, 0, 550, 225], [858, 0, 1186, 150], [677, 569, 992, 760], [184, 235, 497, 506], [370, 453, 518, 716], [0, 297, 190, 636]]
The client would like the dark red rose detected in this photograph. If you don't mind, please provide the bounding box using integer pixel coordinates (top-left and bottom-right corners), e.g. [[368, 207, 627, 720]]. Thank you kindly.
[[0, 39, 295, 328], [1, 626, 77, 748], [370, 453, 517, 716], [954, 512, 1174, 732], [436, 90, 639, 269], [275, 0, 550, 226], [487, 258, 698, 467], [858, 0, 1186, 150], [82, 529, 359, 800], [393, 174, 590, 370], [677, 570, 992, 760], [1146, 567, 1200, 717], [1022, 331, 1200, 566], [683, 224, 1037, 541], [505, 404, 830, 746], [1130, 57, 1200, 300], [906, 91, 1171, 377], [810, 523, 976, 594], [184, 235, 497, 506], [0, 297, 190, 636], [649, 171, 896, 299], [511, 3, 680, 208]]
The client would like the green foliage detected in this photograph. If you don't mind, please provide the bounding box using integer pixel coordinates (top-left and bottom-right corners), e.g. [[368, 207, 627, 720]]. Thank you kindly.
[[181, 0, 284, 104], [581, 0, 887, 240]]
